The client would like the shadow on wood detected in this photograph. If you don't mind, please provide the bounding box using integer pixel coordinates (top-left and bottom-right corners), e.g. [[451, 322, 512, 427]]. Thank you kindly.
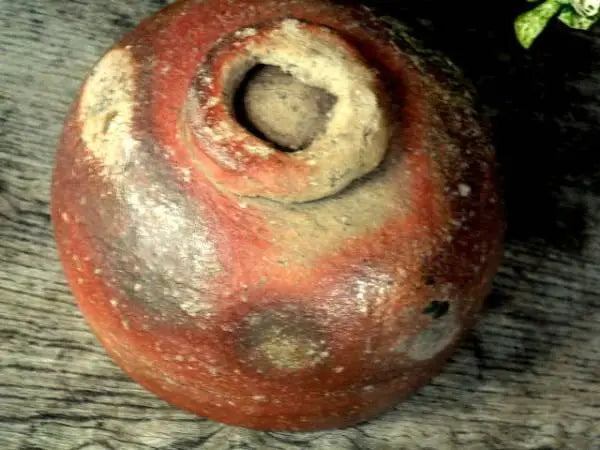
[[369, 0, 597, 254]]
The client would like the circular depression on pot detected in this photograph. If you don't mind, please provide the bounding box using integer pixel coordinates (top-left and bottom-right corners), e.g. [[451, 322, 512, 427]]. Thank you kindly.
[[236, 64, 338, 152], [237, 304, 330, 374], [186, 19, 391, 202]]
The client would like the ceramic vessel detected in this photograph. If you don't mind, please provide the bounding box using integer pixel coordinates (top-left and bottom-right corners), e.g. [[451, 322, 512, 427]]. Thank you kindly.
[[52, 0, 503, 431]]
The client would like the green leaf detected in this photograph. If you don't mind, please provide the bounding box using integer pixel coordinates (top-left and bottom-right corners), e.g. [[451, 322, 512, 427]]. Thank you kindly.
[[559, 6, 600, 29], [515, 0, 563, 48]]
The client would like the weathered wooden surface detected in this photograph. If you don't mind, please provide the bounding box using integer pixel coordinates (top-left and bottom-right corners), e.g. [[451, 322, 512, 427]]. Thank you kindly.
[[1, 0, 599, 448]]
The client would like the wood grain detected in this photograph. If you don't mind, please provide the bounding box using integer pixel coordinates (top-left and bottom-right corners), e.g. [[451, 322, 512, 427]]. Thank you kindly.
[[1, 1, 599, 448]]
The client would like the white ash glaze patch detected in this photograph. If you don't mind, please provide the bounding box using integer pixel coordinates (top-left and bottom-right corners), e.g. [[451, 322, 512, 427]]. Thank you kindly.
[[117, 177, 222, 319], [79, 48, 137, 175], [395, 302, 460, 361], [408, 315, 459, 361], [350, 269, 395, 316]]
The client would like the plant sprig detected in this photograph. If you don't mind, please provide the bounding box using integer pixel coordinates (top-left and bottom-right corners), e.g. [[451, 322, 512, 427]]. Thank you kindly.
[[515, 0, 600, 48]]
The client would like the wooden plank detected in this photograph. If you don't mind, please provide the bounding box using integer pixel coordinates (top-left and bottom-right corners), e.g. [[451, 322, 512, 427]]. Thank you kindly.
[[1, 1, 599, 448]]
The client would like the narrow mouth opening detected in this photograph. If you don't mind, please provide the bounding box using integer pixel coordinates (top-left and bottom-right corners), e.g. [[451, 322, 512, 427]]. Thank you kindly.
[[233, 64, 337, 153]]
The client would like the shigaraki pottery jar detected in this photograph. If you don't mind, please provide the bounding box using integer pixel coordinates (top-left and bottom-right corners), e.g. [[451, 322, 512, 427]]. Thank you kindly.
[[52, 0, 503, 431]]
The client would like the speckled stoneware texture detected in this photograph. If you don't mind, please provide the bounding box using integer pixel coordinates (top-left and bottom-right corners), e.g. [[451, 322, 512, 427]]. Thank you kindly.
[[52, 0, 503, 431]]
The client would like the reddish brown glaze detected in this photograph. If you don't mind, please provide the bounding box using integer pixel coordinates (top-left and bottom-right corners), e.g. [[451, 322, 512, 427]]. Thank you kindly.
[[52, 0, 503, 431]]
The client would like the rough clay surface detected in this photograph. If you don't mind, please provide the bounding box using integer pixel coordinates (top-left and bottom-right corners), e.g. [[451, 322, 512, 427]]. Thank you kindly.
[[1, 0, 600, 448], [243, 65, 337, 151]]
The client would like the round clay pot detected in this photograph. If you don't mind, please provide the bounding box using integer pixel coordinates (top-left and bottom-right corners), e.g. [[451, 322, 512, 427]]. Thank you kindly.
[[52, 0, 503, 431]]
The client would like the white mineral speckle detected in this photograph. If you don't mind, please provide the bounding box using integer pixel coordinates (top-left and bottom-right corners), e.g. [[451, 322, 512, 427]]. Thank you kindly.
[[181, 167, 192, 183], [206, 96, 220, 108], [458, 183, 472, 197], [244, 143, 273, 158], [235, 27, 258, 39]]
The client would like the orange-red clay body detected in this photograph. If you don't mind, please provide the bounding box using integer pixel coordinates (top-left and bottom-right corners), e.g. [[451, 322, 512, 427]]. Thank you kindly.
[[52, 0, 503, 431]]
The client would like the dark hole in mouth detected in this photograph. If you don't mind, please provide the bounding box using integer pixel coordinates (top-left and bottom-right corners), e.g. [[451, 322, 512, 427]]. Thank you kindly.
[[233, 64, 337, 153]]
